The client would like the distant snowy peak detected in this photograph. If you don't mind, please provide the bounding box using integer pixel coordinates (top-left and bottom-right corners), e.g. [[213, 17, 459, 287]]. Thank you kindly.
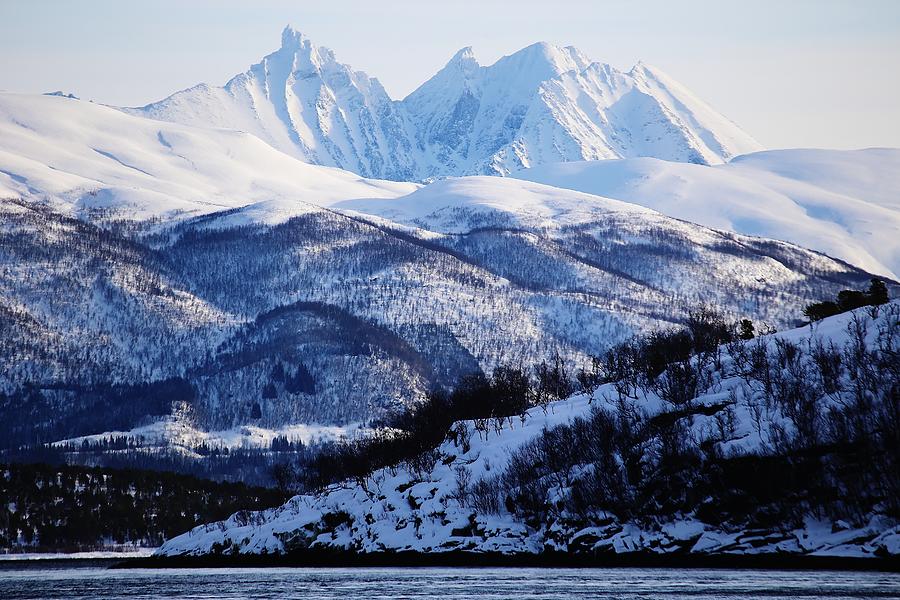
[[407, 41, 763, 176], [130, 28, 762, 181], [402, 42, 597, 178], [132, 26, 419, 181]]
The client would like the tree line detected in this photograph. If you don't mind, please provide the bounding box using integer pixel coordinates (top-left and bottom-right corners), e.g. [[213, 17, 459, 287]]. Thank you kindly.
[[1, 462, 287, 552]]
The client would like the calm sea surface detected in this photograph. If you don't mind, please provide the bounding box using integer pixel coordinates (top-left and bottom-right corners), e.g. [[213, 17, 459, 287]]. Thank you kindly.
[[0, 562, 898, 599]]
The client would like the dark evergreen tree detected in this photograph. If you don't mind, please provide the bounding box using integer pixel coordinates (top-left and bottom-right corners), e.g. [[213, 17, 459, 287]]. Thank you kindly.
[[869, 278, 890, 305], [284, 364, 316, 395], [250, 402, 263, 419], [738, 319, 755, 340]]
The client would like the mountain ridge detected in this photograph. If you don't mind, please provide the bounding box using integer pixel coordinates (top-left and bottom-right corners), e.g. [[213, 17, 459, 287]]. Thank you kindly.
[[127, 26, 762, 181]]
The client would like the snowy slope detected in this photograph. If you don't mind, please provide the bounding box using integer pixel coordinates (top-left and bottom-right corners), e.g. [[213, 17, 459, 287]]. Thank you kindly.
[[513, 148, 900, 278], [157, 303, 900, 558], [336, 175, 656, 233], [334, 174, 880, 340], [129, 27, 761, 181], [0, 92, 416, 224]]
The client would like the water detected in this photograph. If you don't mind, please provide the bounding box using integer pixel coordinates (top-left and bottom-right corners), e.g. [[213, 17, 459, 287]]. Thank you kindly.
[[0, 562, 898, 599]]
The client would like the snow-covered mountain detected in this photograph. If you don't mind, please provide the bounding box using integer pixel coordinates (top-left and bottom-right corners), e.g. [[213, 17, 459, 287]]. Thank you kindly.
[[513, 148, 900, 279], [129, 27, 762, 181], [0, 92, 875, 458], [130, 28, 420, 182], [403, 43, 761, 177], [157, 303, 900, 559]]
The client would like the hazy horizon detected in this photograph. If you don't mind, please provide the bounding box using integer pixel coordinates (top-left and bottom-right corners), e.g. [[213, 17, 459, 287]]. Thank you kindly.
[[2, 0, 899, 151]]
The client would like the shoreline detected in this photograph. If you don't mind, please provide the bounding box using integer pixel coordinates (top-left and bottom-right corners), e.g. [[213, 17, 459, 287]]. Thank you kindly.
[[0, 549, 156, 561], [115, 550, 900, 572]]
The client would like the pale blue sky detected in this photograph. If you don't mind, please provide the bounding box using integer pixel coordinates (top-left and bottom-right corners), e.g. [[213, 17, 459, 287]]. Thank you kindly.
[[2, 0, 899, 150]]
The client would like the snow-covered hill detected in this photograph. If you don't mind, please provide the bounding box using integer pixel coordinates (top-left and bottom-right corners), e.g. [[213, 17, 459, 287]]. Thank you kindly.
[[157, 303, 900, 558], [514, 148, 900, 279], [336, 175, 656, 233], [129, 27, 761, 181], [0, 92, 416, 224]]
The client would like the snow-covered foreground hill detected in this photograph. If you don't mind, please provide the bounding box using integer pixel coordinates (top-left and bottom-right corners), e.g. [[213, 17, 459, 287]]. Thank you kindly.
[[129, 27, 761, 181], [514, 148, 900, 278], [157, 303, 900, 559]]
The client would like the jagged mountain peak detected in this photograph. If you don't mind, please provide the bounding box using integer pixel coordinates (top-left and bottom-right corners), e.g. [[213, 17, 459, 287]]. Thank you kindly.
[[434, 42, 591, 83], [129, 29, 763, 180], [280, 24, 308, 49], [448, 46, 478, 65], [262, 25, 342, 78], [426, 46, 480, 87], [130, 27, 417, 180]]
